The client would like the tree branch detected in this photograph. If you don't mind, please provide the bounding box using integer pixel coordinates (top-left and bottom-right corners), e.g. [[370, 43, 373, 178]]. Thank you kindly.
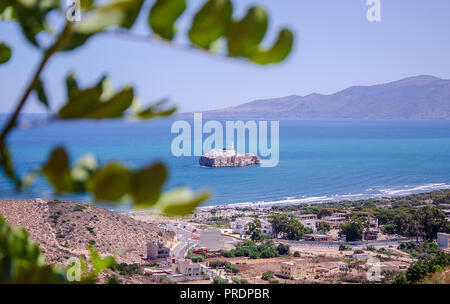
[[0, 23, 74, 189]]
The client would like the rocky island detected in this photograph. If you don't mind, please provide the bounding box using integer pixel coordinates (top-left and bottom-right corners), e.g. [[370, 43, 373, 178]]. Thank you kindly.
[[199, 146, 261, 167]]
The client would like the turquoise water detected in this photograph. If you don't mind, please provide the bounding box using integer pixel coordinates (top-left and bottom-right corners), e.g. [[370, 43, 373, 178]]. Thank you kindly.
[[1, 115, 450, 210]]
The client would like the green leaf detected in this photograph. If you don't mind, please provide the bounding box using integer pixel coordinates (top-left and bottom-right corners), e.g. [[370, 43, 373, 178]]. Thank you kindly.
[[136, 100, 177, 119], [148, 0, 186, 40], [88, 246, 116, 276], [155, 188, 210, 216], [130, 162, 168, 206], [0, 42, 12, 64], [41, 146, 73, 193], [227, 6, 268, 57], [87, 87, 134, 119], [249, 28, 294, 64], [58, 86, 103, 119], [189, 0, 232, 49], [76, 0, 144, 34], [63, 0, 144, 51], [87, 162, 132, 202], [0, 216, 66, 283], [65, 72, 79, 99], [34, 79, 49, 108], [9, 0, 60, 47]]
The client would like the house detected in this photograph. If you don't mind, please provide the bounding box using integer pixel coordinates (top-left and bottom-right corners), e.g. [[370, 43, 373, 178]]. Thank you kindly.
[[437, 232, 450, 249], [172, 259, 202, 278], [368, 216, 379, 228], [323, 216, 347, 228], [147, 242, 170, 260], [296, 214, 318, 221], [260, 219, 273, 236], [300, 220, 317, 233], [230, 217, 272, 236], [230, 217, 253, 234], [364, 228, 379, 240], [278, 260, 307, 279]]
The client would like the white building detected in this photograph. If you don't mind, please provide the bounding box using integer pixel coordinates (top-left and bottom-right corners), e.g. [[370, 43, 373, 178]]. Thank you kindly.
[[300, 220, 317, 233], [230, 217, 273, 236]]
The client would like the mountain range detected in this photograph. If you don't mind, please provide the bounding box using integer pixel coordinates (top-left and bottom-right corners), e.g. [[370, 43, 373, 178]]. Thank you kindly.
[[194, 75, 450, 119]]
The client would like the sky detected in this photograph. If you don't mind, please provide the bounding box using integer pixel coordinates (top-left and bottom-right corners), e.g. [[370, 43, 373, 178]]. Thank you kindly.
[[1, 0, 450, 113]]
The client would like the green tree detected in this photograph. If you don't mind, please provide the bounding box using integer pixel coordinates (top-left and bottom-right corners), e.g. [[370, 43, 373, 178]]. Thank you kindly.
[[340, 220, 365, 242], [317, 221, 331, 233], [415, 206, 448, 241]]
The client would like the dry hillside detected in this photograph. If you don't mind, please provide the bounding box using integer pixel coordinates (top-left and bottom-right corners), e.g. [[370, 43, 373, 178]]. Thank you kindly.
[[0, 199, 175, 265]]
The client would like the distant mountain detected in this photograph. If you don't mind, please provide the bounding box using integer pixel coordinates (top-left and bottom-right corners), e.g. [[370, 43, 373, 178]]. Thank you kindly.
[[196, 75, 450, 119]]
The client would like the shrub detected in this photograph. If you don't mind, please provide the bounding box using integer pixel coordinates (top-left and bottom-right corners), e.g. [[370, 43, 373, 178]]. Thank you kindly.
[[276, 244, 290, 255], [262, 271, 274, 280], [293, 251, 301, 257]]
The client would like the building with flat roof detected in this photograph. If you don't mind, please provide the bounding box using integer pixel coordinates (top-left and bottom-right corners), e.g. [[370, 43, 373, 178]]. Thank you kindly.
[[279, 260, 307, 279], [147, 242, 170, 260]]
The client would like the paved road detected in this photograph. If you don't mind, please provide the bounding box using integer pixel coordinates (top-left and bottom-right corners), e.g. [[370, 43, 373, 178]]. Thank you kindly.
[[166, 223, 238, 258], [279, 237, 412, 249]]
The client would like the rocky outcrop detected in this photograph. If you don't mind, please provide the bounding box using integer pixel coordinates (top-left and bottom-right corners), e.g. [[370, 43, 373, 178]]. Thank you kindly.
[[199, 148, 261, 167]]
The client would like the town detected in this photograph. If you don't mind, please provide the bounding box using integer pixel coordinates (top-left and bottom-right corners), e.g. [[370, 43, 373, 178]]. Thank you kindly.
[[126, 189, 450, 284]]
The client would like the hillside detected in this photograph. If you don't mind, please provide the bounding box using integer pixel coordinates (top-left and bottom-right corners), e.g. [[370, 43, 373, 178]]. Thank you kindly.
[[198, 75, 450, 119], [0, 199, 175, 265]]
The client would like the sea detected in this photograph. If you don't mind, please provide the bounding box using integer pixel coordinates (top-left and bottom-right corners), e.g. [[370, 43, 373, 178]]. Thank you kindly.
[[1, 114, 450, 213]]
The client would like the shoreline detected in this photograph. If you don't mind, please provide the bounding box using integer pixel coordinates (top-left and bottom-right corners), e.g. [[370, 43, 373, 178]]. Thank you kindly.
[[193, 182, 450, 211]]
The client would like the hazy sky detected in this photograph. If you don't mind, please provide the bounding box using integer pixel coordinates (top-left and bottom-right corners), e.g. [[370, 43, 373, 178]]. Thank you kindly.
[[1, 0, 450, 113]]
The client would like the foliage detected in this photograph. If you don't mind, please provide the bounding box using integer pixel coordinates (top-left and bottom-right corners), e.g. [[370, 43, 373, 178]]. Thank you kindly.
[[244, 219, 262, 240], [110, 262, 141, 277], [208, 260, 239, 273], [187, 250, 205, 263], [293, 251, 301, 257], [317, 221, 331, 233], [339, 244, 351, 251], [223, 240, 281, 259], [212, 276, 229, 284], [276, 243, 290, 255], [0, 0, 294, 214], [0, 216, 66, 283], [231, 277, 248, 284], [268, 213, 313, 240], [0, 0, 294, 284], [261, 270, 273, 280], [339, 220, 366, 242]]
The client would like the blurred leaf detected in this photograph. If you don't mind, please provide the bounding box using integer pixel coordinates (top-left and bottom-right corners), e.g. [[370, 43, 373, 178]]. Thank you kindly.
[[81, 0, 95, 12], [87, 162, 132, 202], [0, 42, 12, 64], [0, 5, 16, 21], [8, 0, 60, 47], [58, 86, 103, 119], [136, 99, 177, 119], [86, 87, 134, 119], [71, 153, 99, 191], [65, 72, 79, 99], [148, 0, 186, 40], [42, 146, 73, 193], [88, 246, 116, 276], [130, 162, 167, 206], [227, 6, 267, 57], [63, 0, 144, 51], [0, 216, 66, 283], [189, 0, 232, 49], [155, 188, 210, 216], [250, 28, 294, 64], [34, 79, 49, 108], [76, 0, 144, 34]]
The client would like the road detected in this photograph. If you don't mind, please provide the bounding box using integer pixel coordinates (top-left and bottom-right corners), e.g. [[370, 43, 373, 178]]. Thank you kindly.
[[166, 223, 238, 258], [279, 237, 412, 249]]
